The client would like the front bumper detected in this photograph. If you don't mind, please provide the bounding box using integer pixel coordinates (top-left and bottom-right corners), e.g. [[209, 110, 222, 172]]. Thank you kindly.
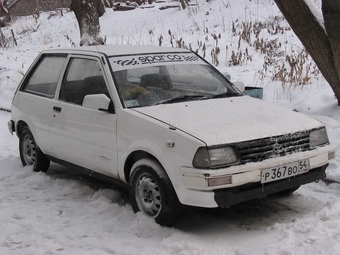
[[214, 164, 327, 207], [175, 145, 334, 208], [180, 145, 335, 191]]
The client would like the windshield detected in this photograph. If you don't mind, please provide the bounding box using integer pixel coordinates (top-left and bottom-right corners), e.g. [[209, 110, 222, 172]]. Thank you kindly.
[[109, 52, 242, 108]]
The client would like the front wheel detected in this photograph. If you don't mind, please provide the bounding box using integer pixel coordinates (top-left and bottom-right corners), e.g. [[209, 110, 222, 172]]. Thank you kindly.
[[19, 127, 50, 172], [129, 158, 182, 227]]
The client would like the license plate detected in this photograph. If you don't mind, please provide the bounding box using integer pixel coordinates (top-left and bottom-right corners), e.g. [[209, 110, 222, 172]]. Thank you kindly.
[[261, 159, 310, 184]]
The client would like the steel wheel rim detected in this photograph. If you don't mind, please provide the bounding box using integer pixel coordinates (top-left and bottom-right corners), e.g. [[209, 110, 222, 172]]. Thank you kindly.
[[22, 134, 37, 165], [135, 173, 162, 217]]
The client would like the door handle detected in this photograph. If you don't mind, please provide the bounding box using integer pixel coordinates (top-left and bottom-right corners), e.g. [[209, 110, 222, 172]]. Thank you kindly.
[[53, 106, 62, 113]]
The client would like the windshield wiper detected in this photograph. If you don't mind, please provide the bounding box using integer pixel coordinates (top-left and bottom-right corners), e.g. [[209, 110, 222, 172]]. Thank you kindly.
[[201, 92, 242, 100], [155, 95, 206, 105]]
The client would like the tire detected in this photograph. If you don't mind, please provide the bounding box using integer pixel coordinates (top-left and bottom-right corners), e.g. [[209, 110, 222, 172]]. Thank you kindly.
[[276, 185, 301, 196], [19, 127, 50, 172], [129, 158, 182, 227]]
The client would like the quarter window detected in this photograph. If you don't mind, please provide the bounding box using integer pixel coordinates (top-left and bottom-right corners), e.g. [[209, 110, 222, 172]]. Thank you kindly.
[[22, 55, 66, 97]]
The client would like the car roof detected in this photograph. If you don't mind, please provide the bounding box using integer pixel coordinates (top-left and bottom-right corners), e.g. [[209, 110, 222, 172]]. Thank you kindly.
[[41, 45, 191, 56]]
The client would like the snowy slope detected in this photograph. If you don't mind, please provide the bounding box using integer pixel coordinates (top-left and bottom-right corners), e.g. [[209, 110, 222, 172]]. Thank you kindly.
[[1, 0, 340, 254]]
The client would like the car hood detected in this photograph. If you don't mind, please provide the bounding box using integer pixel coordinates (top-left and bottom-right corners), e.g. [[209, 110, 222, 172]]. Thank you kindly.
[[133, 96, 324, 146]]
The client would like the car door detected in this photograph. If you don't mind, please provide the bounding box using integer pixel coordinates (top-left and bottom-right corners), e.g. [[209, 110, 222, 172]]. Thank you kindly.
[[49, 55, 118, 178]]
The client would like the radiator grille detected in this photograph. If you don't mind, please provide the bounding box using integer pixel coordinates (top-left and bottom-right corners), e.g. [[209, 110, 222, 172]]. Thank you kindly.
[[234, 131, 311, 164]]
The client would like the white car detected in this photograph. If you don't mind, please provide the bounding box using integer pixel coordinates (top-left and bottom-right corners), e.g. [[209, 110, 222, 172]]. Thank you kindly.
[[8, 45, 335, 226]]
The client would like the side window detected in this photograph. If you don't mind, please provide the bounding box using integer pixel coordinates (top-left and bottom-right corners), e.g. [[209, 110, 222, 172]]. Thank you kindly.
[[22, 55, 66, 97], [59, 58, 110, 105]]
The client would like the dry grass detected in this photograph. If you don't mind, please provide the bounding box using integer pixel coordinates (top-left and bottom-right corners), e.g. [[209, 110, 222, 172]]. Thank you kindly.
[[157, 10, 319, 91], [0, 28, 16, 48]]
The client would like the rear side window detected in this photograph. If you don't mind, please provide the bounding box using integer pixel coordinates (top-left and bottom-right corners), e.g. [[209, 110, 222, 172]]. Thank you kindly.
[[22, 55, 66, 97]]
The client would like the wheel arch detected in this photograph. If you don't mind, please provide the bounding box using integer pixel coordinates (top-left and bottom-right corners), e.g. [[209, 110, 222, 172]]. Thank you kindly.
[[15, 120, 29, 138], [124, 150, 161, 183]]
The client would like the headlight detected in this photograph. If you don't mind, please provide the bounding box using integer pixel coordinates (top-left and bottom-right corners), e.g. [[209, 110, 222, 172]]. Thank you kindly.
[[310, 128, 329, 148], [193, 146, 239, 168]]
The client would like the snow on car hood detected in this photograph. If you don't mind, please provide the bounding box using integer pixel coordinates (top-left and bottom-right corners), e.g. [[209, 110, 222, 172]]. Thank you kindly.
[[134, 96, 324, 146]]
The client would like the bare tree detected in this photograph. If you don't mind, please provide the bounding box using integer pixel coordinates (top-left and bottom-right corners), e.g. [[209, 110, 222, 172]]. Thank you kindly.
[[70, 0, 105, 46], [0, 0, 11, 23], [274, 0, 340, 105]]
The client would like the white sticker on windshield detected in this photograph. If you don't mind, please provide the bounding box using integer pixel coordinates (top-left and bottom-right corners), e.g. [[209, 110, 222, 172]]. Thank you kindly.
[[109, 53, 206, 71], [124, 100, 139, 107]]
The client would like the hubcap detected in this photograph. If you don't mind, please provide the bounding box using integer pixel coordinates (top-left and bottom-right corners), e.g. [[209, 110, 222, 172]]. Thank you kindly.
[[135, 173, 162, 217], [22, 135, 37, 165]]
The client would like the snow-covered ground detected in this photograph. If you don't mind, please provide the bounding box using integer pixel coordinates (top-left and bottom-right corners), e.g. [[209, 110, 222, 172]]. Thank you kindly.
[[1, 0, 340, 254]]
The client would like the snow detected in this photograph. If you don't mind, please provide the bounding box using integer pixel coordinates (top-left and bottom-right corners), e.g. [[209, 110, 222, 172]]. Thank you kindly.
[[304, 0, 325, 30], [1, 0, 340, 254]]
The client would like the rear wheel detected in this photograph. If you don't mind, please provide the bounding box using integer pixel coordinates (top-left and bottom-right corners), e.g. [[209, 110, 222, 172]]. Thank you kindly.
[[129, 158, 182, 227], [19, 127, 50, 172]]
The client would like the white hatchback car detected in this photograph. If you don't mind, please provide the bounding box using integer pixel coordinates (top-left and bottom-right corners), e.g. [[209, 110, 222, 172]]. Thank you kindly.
[[8, 45, 335, 226]]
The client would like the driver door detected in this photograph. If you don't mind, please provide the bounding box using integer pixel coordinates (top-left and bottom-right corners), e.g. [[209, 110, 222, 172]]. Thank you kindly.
[[49, 56, 118, 178]]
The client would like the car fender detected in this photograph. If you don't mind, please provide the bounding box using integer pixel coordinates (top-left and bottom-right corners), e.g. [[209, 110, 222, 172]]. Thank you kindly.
[[11, 94, 53, 155], [119, 137, 184, 189]]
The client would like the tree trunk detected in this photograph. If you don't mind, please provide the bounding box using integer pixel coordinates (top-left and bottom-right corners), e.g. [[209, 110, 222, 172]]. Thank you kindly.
[[274, 0, 340, 105], [0, 0, 11, 23], [70, 0, 105, 46], [323, 0, 340, 95]]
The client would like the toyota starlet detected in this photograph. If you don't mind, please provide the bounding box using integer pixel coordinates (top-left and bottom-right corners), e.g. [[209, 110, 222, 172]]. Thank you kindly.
[[8, 45, 335, 226]]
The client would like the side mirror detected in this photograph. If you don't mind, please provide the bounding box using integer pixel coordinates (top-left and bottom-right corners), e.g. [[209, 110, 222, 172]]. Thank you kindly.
[[83, 94, 112, 112], [233, 81, 245, 92]]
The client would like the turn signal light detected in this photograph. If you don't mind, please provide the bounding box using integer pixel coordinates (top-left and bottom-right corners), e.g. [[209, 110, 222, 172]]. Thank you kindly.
[[208, 176, 232, 187]]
